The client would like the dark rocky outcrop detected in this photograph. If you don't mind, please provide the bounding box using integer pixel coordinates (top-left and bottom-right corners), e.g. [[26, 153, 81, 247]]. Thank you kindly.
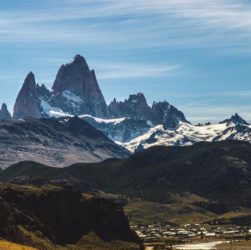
[[0, 184, 142, 249], [0, 103, 11, 121]]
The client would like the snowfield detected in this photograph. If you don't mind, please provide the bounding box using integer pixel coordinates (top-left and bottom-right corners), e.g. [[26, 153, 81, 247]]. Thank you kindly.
[[79, 114, 127, 125], [120, 121, 251, 152]]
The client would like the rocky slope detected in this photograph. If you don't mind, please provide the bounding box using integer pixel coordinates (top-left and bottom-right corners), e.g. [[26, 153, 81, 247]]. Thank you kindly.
[[0, 104, 11, 121], [80, 115, 151, 142], [0, 183, 141, 250], [0, 116, 129, 168]]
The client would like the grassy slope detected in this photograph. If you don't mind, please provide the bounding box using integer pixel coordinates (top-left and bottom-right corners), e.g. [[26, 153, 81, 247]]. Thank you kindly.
[[124, 198, 251, 225], [0, 240, 37, 250]]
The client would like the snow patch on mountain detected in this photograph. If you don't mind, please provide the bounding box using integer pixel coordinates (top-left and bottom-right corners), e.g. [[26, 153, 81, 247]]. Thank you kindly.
[[62, 90, 83, 109], [40, 99, 72, 118], [120, 121, 251, 152], [79, 114, 127, 125]]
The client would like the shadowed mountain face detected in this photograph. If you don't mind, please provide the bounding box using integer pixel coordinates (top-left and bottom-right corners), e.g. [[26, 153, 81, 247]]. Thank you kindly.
[[108, 93, 188, 128], [0, 184, 142, 250], [2, 141, 251, 210], [52, 55, 108, 117], [0, 116, 129, 169], [13, 72, 51, 119], [13, 56, 108, 119]]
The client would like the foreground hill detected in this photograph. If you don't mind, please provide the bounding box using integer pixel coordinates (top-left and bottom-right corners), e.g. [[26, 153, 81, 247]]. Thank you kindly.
[[0, 184, 142, 250], [0, 116, 129, 168], [2, 140, 251, 220]]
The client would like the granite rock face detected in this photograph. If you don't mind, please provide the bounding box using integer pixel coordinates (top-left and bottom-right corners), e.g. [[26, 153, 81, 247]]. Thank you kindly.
[[13, 55, 188, 130], [52, 55, 108, 117], [108, 93, 188, 128], [0, 103, 11, 121], [13, 56, 109, 119], [13, 72, 51, 119], [151, 101, 188, 128], [108, 93, 152, 121]]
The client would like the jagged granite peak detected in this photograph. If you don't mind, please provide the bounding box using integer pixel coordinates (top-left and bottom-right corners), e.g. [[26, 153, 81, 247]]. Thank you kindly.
[[0, 103, 12, 121], [108, 92, 152, 120], [220, 113, 249, 126], [13, 55, 188, 129], [108, 93, 188, 128], [151, 101, 188, 128], [13, 72, 44, 119], [52, 55, 108, 117], [23, 72, 37, 90], [72, 54, 90, 69]]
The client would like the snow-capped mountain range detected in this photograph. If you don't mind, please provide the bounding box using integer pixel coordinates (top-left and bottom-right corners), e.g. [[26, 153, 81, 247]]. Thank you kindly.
[[119, 114, 251, 152], [0, 55, 251, 155], [76, 113, 251, 153]]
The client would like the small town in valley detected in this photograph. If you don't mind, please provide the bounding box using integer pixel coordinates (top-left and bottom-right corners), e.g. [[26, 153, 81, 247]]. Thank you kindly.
[[132, 223, 251, 249]]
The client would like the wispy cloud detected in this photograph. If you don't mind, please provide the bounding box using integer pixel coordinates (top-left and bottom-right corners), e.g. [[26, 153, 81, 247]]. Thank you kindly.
[[0, 0, 251, 121], [93, 62, 180, 79], [0, 0, 251, 52]]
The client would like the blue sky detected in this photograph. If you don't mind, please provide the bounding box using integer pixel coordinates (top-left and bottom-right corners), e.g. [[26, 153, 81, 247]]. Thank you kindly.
[[0, 0, 251, 123]]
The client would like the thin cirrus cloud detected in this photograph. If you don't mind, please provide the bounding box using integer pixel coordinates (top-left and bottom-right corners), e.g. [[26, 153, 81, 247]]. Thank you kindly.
[[0, 0, 250, 122], [0, 0, 250, 52], [93, 63, 180, 80]]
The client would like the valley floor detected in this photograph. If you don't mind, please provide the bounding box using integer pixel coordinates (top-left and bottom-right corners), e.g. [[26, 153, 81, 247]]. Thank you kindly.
[[175, 241, 225, 249], [217, 240, 251, 249]]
